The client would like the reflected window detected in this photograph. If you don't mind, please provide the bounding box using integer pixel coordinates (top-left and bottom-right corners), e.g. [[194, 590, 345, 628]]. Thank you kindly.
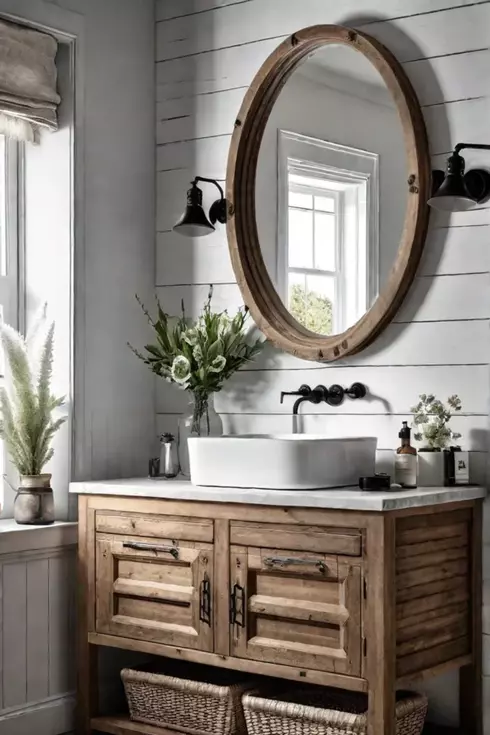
[[278, 132, 379, 336], [287, 178, 338, 335]]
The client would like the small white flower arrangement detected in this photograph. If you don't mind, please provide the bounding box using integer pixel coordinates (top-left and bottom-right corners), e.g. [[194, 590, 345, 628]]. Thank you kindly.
[[411, 393, 462, 450], [130, 287, 264, 434]]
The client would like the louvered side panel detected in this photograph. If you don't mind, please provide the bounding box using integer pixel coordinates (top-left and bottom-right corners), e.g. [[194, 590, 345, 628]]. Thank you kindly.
[[395, 509, 471, 678]]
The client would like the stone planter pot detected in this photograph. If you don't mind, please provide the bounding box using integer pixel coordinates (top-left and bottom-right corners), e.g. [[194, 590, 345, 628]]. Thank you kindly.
[[418, 450, 445, 487], [14, 473, 54, 525]]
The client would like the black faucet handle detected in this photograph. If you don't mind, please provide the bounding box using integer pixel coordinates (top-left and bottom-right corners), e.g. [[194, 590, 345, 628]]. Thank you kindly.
[[280, 384, 311, 404], [345, 382, 367, 400]]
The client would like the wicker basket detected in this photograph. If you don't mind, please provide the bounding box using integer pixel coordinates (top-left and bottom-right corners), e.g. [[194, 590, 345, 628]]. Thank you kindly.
[[242, 687, 428, 735], [121, 662, 252, 735]]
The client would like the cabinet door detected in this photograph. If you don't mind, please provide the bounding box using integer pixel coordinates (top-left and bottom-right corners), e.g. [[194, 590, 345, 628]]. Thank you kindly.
[[230, 546, 362, 675], [96, 533, 213, 651]]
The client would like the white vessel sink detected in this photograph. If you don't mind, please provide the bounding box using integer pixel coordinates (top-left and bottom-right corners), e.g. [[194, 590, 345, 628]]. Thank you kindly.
[[188, 435, 377, 490]]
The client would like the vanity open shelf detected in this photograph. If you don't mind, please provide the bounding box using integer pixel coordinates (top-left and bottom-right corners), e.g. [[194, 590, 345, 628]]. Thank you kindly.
[[75, 482, 485, 735]]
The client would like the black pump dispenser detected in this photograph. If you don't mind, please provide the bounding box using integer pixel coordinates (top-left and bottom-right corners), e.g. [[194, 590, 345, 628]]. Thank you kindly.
[[399, 421, 411, 441]]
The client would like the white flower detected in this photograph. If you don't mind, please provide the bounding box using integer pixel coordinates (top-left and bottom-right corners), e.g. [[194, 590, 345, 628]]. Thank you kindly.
[[193, 344, 203, 365], [171, 355, 191, 384], [209, 355, 226, 373], [183, 328, 199, 346]]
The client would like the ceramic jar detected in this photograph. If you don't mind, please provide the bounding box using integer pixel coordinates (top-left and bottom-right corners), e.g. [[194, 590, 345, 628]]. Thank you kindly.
[[14, 473, 55, 525], [417, 449, 445, 487]]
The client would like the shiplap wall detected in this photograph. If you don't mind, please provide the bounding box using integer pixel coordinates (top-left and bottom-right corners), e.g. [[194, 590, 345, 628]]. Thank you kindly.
[[155, 0, 490, 726]]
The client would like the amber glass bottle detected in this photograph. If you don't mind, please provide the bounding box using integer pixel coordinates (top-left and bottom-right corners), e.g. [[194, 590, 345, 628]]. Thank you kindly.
[[395, 421, 417, 488]]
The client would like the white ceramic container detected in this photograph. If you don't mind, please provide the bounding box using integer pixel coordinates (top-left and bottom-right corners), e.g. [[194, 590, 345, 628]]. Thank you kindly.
[[188, 434, 377, 490]]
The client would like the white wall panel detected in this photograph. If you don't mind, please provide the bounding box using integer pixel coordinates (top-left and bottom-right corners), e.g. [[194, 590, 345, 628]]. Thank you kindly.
[[26, 560, 50, 702], [156, 2, 487, 61], [155, 1, 490, 727], [0, 540, 76, 734]]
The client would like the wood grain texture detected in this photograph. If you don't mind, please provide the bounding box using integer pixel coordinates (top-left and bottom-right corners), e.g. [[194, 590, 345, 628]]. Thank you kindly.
[[365, 515, 396, 735], [81, 495, 483, 731], [395, 507, 472, 683], [460, 501, 483, 735], [77, 495, 98, 735], [214, 519, 230, 656], [92, 714, 178, 735], [229, 521, 362, 555]]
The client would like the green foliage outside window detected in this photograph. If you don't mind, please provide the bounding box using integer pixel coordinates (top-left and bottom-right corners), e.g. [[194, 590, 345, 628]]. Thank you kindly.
[[289, 283, 333, 335]]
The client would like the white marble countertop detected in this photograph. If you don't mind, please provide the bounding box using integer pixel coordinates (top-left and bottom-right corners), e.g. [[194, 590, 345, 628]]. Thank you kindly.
[[69, 478, 486, 511]]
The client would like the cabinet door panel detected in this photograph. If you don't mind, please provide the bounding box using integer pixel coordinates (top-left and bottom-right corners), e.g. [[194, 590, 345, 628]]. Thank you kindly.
[[230, 546, 362, 675], [96, 533, 213, 651]]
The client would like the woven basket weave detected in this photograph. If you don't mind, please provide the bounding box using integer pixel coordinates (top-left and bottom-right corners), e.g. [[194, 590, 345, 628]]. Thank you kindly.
[[121, 663, 252, 735], [242, 687, 428, 735]]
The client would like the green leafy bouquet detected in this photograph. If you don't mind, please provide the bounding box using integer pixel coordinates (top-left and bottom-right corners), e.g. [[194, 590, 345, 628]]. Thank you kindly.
[[0, 321, 66, 476], [130, 287, 264, 434], [411, 393, 462, 450]]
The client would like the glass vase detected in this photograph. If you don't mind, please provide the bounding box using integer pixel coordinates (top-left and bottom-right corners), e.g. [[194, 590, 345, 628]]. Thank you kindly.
[[178, 393, 222, 477]]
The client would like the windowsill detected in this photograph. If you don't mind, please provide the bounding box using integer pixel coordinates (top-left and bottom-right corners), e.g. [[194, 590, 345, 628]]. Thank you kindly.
[[0, 519, 77, 555]]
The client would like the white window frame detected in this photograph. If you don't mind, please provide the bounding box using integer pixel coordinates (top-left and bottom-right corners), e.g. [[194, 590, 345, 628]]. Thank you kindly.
[[0, 137, 21, 333], [278, 129, 379, 333]]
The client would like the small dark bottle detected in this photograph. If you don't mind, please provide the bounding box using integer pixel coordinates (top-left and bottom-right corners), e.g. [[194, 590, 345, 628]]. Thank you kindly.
[[395, 421, 418, 489]]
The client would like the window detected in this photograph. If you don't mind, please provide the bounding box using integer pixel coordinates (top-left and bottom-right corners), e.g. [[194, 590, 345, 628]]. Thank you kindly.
[[0, 136, 20, 333], [287, 176, 339, 335], [278, 131, 379, 335], [0, 135, 21, 493]]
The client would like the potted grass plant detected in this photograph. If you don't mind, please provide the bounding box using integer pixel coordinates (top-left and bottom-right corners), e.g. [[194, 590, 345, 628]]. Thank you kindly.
[[130, 286, 264, 476], [0, 321, 67, 524], [411, 394, 462, 486]]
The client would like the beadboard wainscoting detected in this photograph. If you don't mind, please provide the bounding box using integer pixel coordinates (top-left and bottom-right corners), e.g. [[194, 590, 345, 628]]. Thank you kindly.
[[0, 522, 77, 735], [155, 0, 490, 727]]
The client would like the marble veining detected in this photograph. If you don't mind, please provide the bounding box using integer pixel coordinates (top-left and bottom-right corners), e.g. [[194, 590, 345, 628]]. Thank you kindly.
[[69, 478, 486, 511]]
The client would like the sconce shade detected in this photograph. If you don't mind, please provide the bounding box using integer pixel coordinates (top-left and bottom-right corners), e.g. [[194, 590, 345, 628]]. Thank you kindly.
[[428, 149, 490, 212], [173, 182, 215, 237], [428, 151, 475, 212]]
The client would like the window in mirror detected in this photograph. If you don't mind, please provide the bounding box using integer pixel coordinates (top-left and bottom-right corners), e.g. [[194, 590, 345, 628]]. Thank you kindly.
[[278, 131, 379, 335]]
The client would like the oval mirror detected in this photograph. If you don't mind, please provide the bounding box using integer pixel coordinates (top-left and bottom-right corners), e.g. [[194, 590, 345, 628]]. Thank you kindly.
[[226, 26, 430, 362]]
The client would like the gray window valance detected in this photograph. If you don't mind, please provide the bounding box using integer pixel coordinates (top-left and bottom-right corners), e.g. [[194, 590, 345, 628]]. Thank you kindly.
[[0, 19, 60, 143]]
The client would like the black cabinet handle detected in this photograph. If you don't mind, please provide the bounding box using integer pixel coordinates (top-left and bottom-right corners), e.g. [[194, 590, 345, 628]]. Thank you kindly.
[[122, 541, 179, 559], [200, 575, 211, 625], [263, 556, 328, 574], [230, 583, 246, 628]]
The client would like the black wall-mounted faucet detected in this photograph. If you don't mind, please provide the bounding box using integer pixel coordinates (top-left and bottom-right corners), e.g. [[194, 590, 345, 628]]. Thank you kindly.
[[280, 383, 367, 414]]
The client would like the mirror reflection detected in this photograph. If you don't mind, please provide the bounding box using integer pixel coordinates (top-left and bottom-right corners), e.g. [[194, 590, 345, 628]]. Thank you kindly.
[[255, 44, 408, 336]]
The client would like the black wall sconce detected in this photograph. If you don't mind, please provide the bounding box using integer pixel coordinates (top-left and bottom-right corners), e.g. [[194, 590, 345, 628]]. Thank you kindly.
[[430, 143, 490, 212], [173, 176, 227, 237]]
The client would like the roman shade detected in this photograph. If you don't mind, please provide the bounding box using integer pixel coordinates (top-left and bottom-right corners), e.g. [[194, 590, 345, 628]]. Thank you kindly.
[[0, 18, 60, 143]]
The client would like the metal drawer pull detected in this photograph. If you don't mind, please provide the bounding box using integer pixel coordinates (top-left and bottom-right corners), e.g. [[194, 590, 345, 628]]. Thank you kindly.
[[264, 556, 328, 574], [200, 575, 211, 625], [230, 583, 246, 628], [122, 541, 179, 559]]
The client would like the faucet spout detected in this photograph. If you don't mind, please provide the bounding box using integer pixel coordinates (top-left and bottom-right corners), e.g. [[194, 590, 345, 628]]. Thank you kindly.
[[292, 395, 310, 415]]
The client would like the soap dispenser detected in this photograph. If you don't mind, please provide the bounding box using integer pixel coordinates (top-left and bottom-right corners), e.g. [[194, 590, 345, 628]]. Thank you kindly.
[[395, 421, 417, 489]]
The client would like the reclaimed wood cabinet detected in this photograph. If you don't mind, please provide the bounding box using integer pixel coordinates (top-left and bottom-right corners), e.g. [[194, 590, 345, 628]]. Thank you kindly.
[[77, 491, 483, 735]]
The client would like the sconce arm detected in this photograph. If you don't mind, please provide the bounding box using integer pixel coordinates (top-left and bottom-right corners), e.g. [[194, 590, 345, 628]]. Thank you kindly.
[[454, 143, 490, 155], [193, 176, 224, 201]]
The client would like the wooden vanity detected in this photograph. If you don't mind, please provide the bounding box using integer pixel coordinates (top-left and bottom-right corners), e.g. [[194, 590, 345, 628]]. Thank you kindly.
[[74, 481, 485, 735]]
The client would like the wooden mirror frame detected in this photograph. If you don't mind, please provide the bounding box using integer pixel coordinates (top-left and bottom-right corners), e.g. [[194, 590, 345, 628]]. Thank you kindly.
[[226, 25, 430, 362]]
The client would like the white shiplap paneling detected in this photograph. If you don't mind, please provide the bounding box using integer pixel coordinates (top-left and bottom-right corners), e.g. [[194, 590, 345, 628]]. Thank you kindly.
[[154, 3, 490, 724], [156, 2, 489, 61], [156, 223, 490, 287], [157, 363, 489, 415]]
